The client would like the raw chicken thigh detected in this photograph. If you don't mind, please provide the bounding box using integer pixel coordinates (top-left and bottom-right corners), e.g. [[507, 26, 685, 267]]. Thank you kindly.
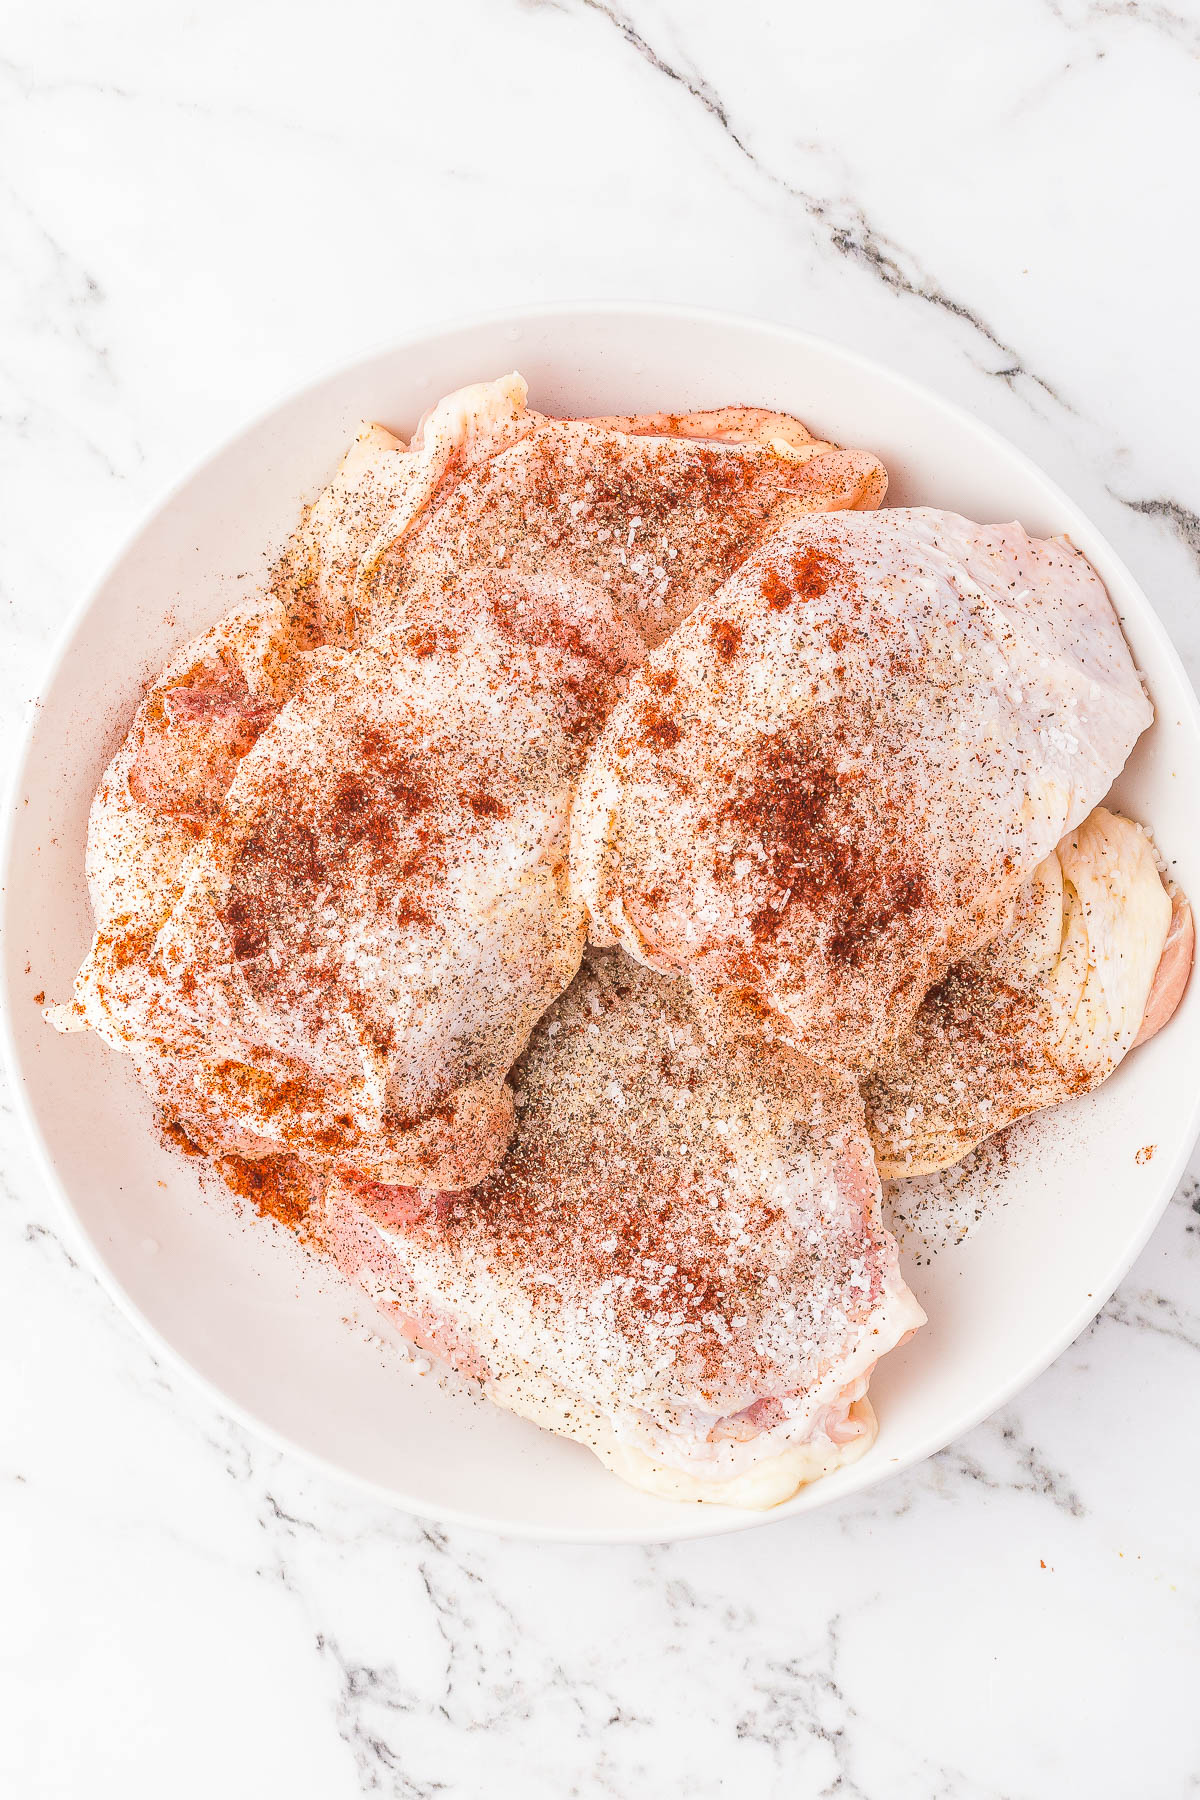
[[368, 410, 885, 657], [80, 375, 535, 943], [865, 808, 1191, 1176], [325, 949, 925, 1508], [573, 510, 1153, 1070], [85, 574, 640, 1187]]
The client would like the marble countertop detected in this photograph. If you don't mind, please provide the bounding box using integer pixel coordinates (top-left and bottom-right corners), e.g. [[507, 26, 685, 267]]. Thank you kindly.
[[4, 3, 1199, 1794]]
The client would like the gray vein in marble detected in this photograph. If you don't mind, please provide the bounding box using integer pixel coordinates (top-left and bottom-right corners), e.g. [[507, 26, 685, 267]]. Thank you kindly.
[[0, 364, 126, 478], [736, 1612, 1010, 1800], [0, 51, 135, 102], [735, 1622, 865, 1798], [572, 0, 750, 151], [555, 0, 1069, 406], [1100, 1286, 1200, 1352], [0, 177, 116, 389], [413, 1523, 625, 1733], [188, 1408, 260, 1486], [646, 1557, 755, 1637], [263, 1489, 326, 1534], [1160, 1175, 1200, 1253], [999, 47, 1108, 125], [1111, 491, 1200, 575], [316, 1631, 442, 1799], [22, 1216, 83, 1272], [0, 169, 141, 479], [824, 207, 1068, 405], [637, 1538, 1028, 1794], [296, 1523, 655, 1795], [0, 53, 353, 152], [984, 1421, 1086, 1518], [1045, 0, 1200, 55], [6, 1166, 112, 1303], [878, 1410, 1090, 1521]]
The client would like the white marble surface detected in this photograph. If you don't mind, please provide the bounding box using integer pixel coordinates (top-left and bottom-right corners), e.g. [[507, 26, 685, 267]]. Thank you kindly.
[[3, 2, 1200, 1793]]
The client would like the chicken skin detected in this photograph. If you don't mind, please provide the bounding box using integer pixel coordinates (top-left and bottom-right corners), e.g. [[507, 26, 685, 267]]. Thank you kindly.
[[367, 408, 885, 656], [79, 375, 535, 945], [573, 509, 1152, 1070], [865, 808, 1191, 1176], [324, 948, 925, 1508]]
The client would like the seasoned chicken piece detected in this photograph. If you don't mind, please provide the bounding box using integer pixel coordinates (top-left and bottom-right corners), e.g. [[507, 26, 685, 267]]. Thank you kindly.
[[367, 412, 886, 654], [62, 391, 887, 1187], [81, 375, 535, 938], [865, 809, 1191, 1176], [573, 510, 1153, 1070], [324, 949, 925, 1509], [76, 574, 640, 1187]]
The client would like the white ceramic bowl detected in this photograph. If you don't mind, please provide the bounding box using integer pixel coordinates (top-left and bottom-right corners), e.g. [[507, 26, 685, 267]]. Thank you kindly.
[[5, 304, 1199, 1542]]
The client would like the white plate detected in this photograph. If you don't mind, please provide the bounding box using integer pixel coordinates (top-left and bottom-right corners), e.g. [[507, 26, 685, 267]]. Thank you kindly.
[[4, 304, 1199, 1542]]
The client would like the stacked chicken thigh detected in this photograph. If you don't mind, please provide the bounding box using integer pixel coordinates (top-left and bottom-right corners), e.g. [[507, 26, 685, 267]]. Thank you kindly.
[[56, 377, 1191, 1506]]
